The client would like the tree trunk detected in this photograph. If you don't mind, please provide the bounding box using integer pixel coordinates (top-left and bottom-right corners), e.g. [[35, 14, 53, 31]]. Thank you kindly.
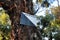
[[0, 0, 42, 40]]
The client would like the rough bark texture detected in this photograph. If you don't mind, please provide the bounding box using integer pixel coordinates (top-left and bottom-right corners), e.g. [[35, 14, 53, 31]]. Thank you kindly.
[[0, 0, 42, 40]]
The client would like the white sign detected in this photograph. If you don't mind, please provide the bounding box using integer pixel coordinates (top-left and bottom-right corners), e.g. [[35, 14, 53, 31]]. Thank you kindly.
[[22, 12, 40, 26]]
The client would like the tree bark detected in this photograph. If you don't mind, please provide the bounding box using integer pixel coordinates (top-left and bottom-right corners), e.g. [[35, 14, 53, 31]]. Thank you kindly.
[[0, 0, 42, 40]]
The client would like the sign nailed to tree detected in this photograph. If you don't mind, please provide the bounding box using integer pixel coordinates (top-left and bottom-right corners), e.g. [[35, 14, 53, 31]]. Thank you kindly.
[[20, 12, 40, 26]]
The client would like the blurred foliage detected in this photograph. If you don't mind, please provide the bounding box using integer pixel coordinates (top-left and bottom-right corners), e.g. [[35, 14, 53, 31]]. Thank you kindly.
[[38, 0, 50, 7], [37, 13, 54, 27], [51, 6, 60, 19], [51, 6, 60, 40], [54, 32, 60, 40], [37, 6, 60, 40], [0, 8, 11, 40], [38, 0, 43, 3], [0, 9, 11, 25]]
